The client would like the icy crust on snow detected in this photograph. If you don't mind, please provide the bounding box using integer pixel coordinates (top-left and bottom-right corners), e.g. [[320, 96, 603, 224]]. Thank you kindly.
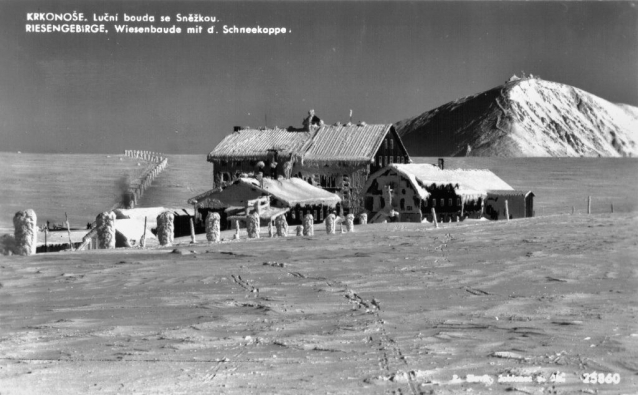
[[397, 78, 638, 157]]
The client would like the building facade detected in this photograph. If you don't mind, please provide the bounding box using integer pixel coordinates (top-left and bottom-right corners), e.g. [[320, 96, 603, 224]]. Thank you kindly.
[[188, 177, 342, 229], [207, 111, 411, 214], [362, 163, 532, 223]]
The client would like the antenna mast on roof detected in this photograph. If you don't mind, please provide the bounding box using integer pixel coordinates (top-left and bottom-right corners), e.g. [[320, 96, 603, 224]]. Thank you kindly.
[[349, 109, 352, 124]]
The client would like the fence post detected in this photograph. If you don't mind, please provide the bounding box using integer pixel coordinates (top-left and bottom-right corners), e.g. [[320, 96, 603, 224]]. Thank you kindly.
[[156, 211, 174, 247], [358, 213, 367, 225], [325, 214, 336, 235], [431, 208, 438, 229], [65, 212, 74, 250], [96, 211, 116, 249], [234, 220, 240, 240], [505, 200, 510, 221], [140, 217, 147, 248], [268, 220, 275, 238], [588, 196, 591, 214], [13, 210, 37, 256], [345, 214, 355, 232], [189, 217, 196, 244], [303, 214, 314, 236], [611, 203, 614, 213]]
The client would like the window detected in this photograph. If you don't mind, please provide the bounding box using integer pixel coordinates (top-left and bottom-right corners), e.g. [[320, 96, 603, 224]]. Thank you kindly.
[[401, 189, 406, 195], [432, 199, 436, 207], [457, 198, 461, 206], [398, 157, 403, 164], [423, 199, 428, 207], [390, 139, 394, 149], [440, 199, 445, 207], [448, 198, 453, 207], [389, 156, 394, 164], [384, 139, 388, 149], [314, 209, 318, 219], [385, 156, 388, 166], [365, 197, 374, 211], [407, 206, 413, 211], [378, 156, 383, 166], [400, 198, 405, 210]]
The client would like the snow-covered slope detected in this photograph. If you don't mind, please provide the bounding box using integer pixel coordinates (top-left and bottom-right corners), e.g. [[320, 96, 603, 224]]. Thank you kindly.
[[395, 78, 638, 157]]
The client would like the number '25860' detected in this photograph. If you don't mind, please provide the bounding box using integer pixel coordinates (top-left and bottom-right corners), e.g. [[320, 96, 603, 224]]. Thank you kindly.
[[581, 372, 620, 384]]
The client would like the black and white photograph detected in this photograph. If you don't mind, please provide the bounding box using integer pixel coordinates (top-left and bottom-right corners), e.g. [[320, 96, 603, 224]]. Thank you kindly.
[[0, 0, 636, 393]]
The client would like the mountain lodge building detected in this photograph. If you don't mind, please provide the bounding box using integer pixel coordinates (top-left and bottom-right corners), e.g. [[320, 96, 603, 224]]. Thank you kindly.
[[207, 110, 411, 213]]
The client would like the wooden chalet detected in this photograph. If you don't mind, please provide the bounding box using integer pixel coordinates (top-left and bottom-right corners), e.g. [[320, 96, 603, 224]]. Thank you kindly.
[[188, 176, 342, 229], [362, 163, 534, 223], [207, 110, 411, 213]]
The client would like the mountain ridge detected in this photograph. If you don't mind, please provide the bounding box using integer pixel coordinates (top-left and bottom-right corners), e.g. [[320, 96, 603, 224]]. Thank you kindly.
[[395, 77, 638, 157]]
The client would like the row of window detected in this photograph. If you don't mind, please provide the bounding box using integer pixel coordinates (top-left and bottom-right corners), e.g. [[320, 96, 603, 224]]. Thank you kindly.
[[383, 138, 395, 150], [377, 155, 405, 166], [424, 198, 461, 208]]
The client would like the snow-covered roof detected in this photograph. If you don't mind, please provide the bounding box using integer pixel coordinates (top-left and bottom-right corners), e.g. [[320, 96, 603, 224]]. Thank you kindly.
[[207, 123, 407, 165], [188, 177, 341, 208], [303, 124, 399, 164], [114, 207, 194, 225], [487, 190, 534, 197], [208, 128, 312, 161], [366, 164, 514, 201], [114, 218, 156, 242]]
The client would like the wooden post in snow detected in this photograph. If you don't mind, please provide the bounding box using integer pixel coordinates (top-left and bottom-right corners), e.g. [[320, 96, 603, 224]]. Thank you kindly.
[[611, 203, 614, 213], [588, 196, 591, 214], [140, 217, 147, 248], [505, 200, 510, 221], [64, 212, 74, 250], [358, 213, 367, 225], [189, 217, 196, 244], [431, 208, 438, 229], [234, 220, 241, 240], [571, 206, 574, 215], [268, 220, 275, 238]]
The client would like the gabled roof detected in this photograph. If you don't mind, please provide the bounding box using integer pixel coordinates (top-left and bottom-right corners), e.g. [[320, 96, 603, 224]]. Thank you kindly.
[[208, 123, 406, 165], [188, 177, 341, 208], [207, 128, 312, 161], [303, 124, 394, 164], [243, 177, 341, 207], [365, 164, 514, 201]]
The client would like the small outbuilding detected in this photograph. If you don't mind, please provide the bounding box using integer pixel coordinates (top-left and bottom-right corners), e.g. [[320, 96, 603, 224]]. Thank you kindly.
[[188, 176, 342, 229], [362, 164, 534, 223], [485, 190, 535, 220]]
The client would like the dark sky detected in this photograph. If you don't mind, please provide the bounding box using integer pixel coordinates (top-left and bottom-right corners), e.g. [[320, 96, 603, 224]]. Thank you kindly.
[[0, 1, 636, 154]]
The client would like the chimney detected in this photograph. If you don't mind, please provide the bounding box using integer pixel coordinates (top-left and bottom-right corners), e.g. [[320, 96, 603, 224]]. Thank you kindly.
[[233, 126, 242, 132], [438, 158, 444, 170], [303, 109, 322, 131]]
